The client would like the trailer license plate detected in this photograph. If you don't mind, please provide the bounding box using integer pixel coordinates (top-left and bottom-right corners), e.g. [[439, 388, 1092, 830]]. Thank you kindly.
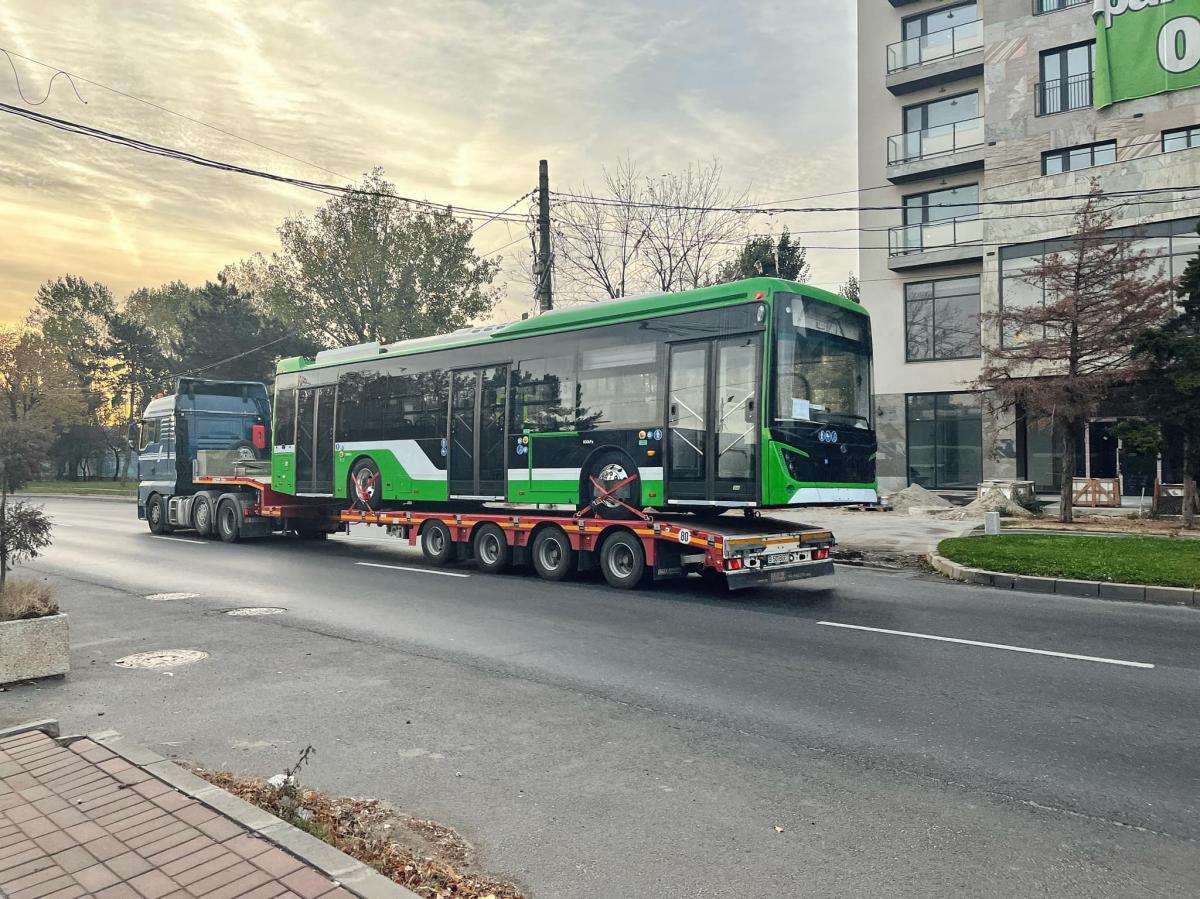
[[768, 552, 789, 566]]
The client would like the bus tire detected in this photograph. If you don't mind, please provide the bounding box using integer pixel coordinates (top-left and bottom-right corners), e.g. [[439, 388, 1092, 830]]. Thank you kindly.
[[599, 529, 647, 590], [147, 494, 173, 535], [531, 525, 576, 582], [582, 451, 641, 520], [421, 520, 454, 566], [349, 458, 383, 511], [472, 523, 509, 574], [192, 493, 216, 537], [216, 496, 242, 544]]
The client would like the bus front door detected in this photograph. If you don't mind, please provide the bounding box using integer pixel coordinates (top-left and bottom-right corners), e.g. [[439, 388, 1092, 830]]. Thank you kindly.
[[295, 386, 335, 495], [449, 365, 508, 500], [667, 336, 759, 506]]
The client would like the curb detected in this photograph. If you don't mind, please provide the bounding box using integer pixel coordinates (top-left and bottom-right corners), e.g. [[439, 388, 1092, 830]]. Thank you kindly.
[[1, 720, 417, 899], [926, 552, 1199, 608], [18, 492, 137, 503]]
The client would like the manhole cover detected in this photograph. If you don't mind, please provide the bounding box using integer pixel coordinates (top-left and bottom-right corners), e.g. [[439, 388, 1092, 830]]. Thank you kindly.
[[145, 593, 198, 602], [114, 649, 208, 669], [224, 607, 286, 616]]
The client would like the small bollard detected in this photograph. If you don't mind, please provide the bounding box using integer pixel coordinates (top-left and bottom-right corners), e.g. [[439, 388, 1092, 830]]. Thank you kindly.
[[984, 511, 1001, 536]]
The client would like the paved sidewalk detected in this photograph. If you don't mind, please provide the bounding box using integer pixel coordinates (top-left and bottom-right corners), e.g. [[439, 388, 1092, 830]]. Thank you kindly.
[[0, 728, 355, 899], [772, 507, 980, 554]]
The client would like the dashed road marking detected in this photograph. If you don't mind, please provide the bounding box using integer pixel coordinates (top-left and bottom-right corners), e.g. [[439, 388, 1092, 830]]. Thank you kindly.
[[354, 561, 470, 578], [816, 621, 1155, 669], [149, 535, 207, 545]]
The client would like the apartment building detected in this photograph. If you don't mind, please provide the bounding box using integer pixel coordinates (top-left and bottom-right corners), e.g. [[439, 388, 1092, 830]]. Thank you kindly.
[[858, 0, 1200, 494]]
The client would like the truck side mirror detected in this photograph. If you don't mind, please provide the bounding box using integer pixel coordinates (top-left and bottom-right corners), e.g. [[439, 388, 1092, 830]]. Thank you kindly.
[[251, 424, 267, 451]]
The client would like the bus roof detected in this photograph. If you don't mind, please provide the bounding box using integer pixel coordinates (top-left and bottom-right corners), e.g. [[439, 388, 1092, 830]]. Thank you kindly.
[[277, 277, 865, 374]]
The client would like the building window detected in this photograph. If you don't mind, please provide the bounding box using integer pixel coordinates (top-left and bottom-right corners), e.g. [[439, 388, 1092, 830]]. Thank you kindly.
[[1034, 0, 1089, 14], [889, 2, 980, 72], [891, 93, 982, 164], [999, 216, 1200, 347], [902, 184, 979, 226], [1037, 43, 1094, 115], [1041, 140, 1117, 175], [1163, 126, 1200, 153], [905, 277, 981, 362], [906, 392, 983, 489], [890, 184, 981, 255]]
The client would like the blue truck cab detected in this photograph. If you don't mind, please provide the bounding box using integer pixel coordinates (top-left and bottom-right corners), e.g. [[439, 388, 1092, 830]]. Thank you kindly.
[[138, 378, 271, 533]]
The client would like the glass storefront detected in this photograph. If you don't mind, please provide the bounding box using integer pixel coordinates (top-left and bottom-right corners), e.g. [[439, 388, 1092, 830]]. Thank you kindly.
[[906, 392, 983, 489]]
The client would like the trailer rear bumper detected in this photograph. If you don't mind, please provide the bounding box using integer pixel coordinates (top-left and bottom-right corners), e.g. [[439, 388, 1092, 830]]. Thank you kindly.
[[723, 558, 835, 591]]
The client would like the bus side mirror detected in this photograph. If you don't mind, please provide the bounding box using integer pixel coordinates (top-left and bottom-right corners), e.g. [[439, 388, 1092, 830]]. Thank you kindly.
[[251, 424, 267, 450]]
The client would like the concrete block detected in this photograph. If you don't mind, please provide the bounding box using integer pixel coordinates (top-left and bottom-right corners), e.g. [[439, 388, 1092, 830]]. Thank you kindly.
[[0, 720, 60, 740], [1055, 579, 1100, 598], [0, 613, 69, 685], [192, 782, 279, 831], [1097, 582, 1147, 603], [1144, 585, 1194, 606], [256, 821, 365, 879], [92, 733, 165, 767], [1014, 575, 1056, 594], [988, 573, 1017, 590], [142, 759, 220, 798], [338, 865, 421, 899]]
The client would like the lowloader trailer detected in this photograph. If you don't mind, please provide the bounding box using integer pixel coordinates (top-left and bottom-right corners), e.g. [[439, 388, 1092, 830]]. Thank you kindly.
[[158, 472, 836, 591]]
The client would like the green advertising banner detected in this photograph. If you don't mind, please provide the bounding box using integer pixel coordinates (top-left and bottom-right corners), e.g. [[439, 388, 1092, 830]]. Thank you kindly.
[[1094, 0, 1200, 108]]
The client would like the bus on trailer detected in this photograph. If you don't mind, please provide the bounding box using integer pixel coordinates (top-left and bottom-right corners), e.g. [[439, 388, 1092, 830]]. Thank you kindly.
[[269, 277, 876, 515]]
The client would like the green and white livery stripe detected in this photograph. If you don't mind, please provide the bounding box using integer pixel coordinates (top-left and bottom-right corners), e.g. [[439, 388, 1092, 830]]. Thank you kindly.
[[790, 487, 878, 504], [337, 440, 446, 480]]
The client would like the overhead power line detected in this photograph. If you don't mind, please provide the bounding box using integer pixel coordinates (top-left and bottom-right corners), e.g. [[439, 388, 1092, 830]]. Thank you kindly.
[[0, 48, 87, 106], [0, 101, 532, 225]]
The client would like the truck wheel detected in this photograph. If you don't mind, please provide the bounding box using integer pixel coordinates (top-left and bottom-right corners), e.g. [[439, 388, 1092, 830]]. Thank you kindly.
[[216, 497, 242, 544], [472, 523, 509, 574], [193, 494, 216, 538], [147, 495, 173, 535], [349, 459, 383, 511], [599, 530, 648, 589], [421, 520, 454, 566], [531, 525, 576, 582], [581, 453, 641, 520]]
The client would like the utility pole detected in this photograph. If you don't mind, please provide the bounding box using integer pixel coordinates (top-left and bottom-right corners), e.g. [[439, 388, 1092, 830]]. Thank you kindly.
[[535, 159, 553, 313]]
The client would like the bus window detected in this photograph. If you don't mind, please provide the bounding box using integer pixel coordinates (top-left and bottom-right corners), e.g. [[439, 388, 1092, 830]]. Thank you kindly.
[[275, 387, 297, 448], [578, 342, 660, 430], [512, 357, 576, 433]]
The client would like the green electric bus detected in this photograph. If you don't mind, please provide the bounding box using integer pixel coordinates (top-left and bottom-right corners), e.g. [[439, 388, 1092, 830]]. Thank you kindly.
[[269, 277, 876, 514]]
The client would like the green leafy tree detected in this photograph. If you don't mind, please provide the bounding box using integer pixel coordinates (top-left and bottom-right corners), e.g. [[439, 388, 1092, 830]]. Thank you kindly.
[[0, 422, 54, 585], [229, 168, 501, 347], [1131, 228, 1200, 528], [27, 276, 116, 373], [168, 277, 318, 382], [717, 228, 810, 284], [839, 272, 861, 303]]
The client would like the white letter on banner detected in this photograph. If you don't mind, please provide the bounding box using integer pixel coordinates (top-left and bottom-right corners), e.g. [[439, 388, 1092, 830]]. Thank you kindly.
[[1159, 16, 1200, 74]]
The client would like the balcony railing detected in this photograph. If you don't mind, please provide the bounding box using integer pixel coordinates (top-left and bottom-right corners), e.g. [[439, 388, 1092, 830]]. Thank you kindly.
[[886, 20, 983, 73], [889, 215, 982, 256], [1033, 0, 1089, 14], [1035, 73, 1093, 115], [887, 116, 985, 165]]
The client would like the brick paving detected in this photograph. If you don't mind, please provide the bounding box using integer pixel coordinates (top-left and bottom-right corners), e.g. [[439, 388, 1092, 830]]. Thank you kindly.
[[0, 730, 354, 899]]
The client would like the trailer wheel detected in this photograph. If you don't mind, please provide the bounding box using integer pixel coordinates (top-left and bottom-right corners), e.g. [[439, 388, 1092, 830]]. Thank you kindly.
[[216, 497, 242, 544], [599, 530, 647, 590], [147, 494, 173, 535], [472, 523, 509, 574], [420, 520, 454, 566], [531, 525, 576, 582], [193, 494, 216, 537]]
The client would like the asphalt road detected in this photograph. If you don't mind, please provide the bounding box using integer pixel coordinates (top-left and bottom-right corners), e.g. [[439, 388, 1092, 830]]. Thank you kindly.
[[5, 496, 1200, 897]]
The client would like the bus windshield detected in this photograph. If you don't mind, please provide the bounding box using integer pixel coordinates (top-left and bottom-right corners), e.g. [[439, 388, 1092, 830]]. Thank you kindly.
[[774, 294, 872, 428]]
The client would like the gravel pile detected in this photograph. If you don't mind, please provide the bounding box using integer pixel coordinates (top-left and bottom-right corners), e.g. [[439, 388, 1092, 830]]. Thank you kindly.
[[886, 483, 953, 513]]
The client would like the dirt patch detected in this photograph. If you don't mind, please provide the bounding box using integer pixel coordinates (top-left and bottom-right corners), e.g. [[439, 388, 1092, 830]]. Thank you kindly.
[[187, 764, 526, 899], [1016, 517, 1199, 537]]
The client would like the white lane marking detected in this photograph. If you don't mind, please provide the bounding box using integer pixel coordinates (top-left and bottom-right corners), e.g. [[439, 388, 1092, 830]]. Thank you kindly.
[[354, 561, 470, 578], [816, 621, 1155, 670], [149, 535, 208, 545]]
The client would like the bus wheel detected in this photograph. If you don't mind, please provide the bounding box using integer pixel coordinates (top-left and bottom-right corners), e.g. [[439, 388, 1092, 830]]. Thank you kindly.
[[599, 530, 647, 590], [421, 520, 454, 566], [349, 458, 383, 511], [531, 525, 576, 582], [192, 494, 216, 537], [472, 523, 509, 574], [583, 453, 641, 520], [147, 495, 173, 535], [216, 497, 242, 544]]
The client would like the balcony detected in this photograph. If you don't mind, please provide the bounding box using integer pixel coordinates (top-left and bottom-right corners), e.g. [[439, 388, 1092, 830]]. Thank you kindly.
[[888, 216, 984, 271], [886, 117, 986, 183], [1036, 73, 1093, 115], [886, 21, 984, 94], [1033, 0, 1089, 14]]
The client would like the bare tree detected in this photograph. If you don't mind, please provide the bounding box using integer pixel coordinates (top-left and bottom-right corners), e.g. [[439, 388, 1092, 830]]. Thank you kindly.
[[552, 157, 747, 302], [975, 183, 1172, 522]]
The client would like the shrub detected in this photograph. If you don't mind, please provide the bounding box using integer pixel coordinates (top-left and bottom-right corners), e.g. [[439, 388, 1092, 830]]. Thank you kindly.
[[0, 579, 58, 621], [1014, 493, 1049, 516]]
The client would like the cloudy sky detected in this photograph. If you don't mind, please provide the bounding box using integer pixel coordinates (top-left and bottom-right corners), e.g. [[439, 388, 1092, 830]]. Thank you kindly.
[[0, 0, 857, 325]]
